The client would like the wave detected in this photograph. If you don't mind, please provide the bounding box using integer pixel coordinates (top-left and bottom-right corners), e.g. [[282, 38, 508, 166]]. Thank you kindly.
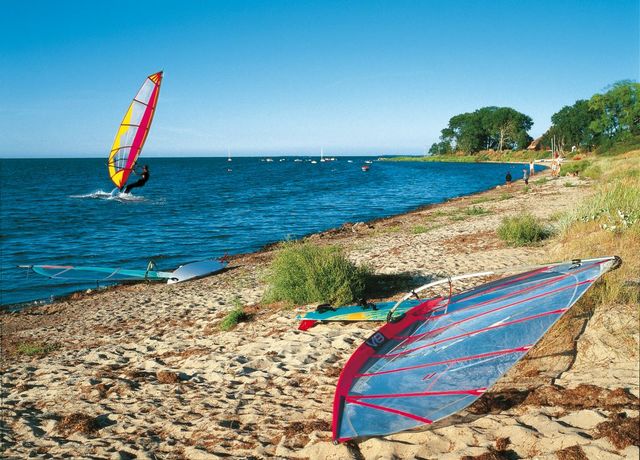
[[70, 190, 146, 202]]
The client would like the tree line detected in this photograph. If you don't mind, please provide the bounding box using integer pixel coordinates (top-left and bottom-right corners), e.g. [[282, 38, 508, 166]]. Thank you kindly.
[[429, 80, 639, 155]]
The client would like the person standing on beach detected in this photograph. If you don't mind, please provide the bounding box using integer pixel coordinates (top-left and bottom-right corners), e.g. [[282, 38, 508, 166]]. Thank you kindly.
[[522, 168, 529, 185], [505, 171, 512, 187], [122, 165, 150, 194], [529, 161, 535, 176]]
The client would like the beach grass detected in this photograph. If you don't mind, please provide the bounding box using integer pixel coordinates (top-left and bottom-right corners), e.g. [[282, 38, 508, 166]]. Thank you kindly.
[[464, 205, 491, 216], [411, 225, 430, 234], [16, 341, 59, 356], [264, 241, 370, 306], [470, 196, 493, 205], [497, 214, 551, 246], [220, 306, 249, 331], [560, 159, 591, 177], [559, 177, 640, 234], [551, 152, 639, 309], [582, 164, 602, 179]]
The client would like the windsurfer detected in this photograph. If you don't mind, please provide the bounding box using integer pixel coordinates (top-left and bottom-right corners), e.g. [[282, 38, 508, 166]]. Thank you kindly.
[[122, 165, 150, 193]]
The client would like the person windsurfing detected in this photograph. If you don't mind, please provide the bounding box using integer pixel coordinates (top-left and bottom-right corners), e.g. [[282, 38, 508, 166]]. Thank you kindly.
[[122, 165, 150, 194]]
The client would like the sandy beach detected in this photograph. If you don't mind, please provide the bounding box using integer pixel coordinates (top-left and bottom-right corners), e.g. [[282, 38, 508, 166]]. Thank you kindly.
[[2, 168, 639, 459]]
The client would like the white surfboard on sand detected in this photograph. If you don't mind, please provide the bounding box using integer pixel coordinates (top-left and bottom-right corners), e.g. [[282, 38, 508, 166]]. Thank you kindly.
[[167, 260, 228, 284]]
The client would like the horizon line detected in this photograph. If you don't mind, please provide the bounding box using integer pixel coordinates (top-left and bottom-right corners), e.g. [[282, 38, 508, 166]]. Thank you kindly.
[[0, 153, 420, 160]]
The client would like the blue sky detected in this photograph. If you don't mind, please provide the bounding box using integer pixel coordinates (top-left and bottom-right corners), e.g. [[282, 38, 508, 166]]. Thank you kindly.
[[1, 0, 638, 157]]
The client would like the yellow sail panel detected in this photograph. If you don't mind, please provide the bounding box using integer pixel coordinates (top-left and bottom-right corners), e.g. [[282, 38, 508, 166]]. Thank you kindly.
[[108, 71, 163, 188]]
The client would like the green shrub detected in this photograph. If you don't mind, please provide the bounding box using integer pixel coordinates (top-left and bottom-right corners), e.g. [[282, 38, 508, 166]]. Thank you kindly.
[[560, 160, 591, 177], [411, 225, 430, 234], [497, 214, 551, 246], [16, 342, 59, 356], [534, 177, 549, 185], [470, 197, 492, 205], [564, 181, 576, 187], [264, 241, 370, 306], [464, 206, 490, 216], [220, 307, 248, 331], [596, 135, 640, 156]]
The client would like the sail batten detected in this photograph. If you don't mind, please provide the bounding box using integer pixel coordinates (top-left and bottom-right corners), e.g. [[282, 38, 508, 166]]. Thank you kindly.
[[108, 71, 163, 189]]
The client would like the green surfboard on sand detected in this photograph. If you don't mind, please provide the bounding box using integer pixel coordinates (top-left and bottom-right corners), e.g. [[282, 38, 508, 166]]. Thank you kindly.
[[296, 299, 423, 330]]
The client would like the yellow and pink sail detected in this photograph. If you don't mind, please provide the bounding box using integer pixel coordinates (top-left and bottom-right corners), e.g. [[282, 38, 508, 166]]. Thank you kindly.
[[108, 71, 163, 189]]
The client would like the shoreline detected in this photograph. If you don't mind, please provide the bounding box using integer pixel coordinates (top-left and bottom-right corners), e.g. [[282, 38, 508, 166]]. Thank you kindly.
[[3, 163, 541, 311], [3, 165, 638, 459]]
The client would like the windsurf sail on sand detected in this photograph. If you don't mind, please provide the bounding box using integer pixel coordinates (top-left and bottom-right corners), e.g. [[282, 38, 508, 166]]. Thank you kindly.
[[20, 260, 227, 285], [20, 264, 173, 282], [108, 71, 163, 189], [332, 256, 621, 442]]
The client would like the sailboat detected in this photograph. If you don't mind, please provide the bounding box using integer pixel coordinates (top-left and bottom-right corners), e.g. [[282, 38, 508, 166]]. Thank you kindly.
[[227, 147, 232, 162], [107, 71, 163, 190]]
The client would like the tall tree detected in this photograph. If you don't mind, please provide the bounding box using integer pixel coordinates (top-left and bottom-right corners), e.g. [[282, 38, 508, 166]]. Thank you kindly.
[[437, 107, 533, 154], [589, 80, 640, 141], [544, 100, 598, 150]]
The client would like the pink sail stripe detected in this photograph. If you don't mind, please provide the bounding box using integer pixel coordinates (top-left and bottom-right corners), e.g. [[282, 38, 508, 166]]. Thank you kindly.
[[330, 296, 444, 440], [425, 364, 450, 391], [395, 263, 600, 340], [345, 398, 434, 424], [348, 387, 486, 400], [125, 81, 159, 172], [357, 345, 532, 378], [377, 308, 569, 359], [449, 265, 552, 305], [399, 278, 594, 344], [397, 265, 557, 327]]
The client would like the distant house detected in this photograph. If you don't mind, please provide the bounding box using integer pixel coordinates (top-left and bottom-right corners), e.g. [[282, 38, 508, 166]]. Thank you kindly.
[[527, 136, 543, 151]]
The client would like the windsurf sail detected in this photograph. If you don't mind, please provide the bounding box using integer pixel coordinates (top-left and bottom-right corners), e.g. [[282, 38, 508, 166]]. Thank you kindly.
[[19, 264, 173, 282], [20, 259, 228, 285], [332, 256, 621, 442], [108, 71, 163, 189]]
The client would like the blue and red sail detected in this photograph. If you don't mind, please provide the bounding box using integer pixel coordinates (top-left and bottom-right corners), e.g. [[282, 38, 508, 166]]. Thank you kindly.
[[332, 256, 621, 442]]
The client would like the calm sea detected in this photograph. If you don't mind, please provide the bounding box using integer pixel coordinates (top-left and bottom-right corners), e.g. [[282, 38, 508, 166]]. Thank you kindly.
[[0, 157, 531, 307]]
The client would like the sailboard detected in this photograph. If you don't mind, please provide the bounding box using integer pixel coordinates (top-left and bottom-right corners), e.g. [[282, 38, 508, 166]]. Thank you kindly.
[[296, 299, 423, 330], [108, 71, 163, 189], [20, 259, 227, 285], [332, 256, 621, 442], [20, 264, 173, 282]]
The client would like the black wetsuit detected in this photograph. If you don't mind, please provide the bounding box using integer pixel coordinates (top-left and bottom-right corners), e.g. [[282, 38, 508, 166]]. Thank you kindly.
[[123, 171, 149, 193]]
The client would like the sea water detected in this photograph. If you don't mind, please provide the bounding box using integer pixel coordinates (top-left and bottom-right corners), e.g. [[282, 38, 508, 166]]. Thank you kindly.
[[0, 157, 533, 307]]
